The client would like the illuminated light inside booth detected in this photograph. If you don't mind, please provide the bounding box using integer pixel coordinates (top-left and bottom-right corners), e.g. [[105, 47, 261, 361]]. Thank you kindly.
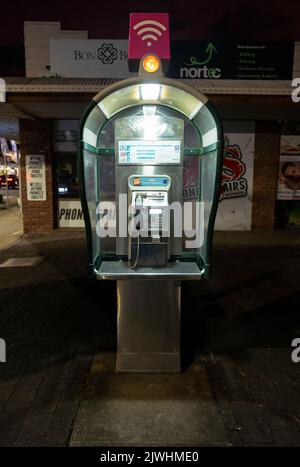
[[140, 84, 161, 100], [97, 83, 205, 121]]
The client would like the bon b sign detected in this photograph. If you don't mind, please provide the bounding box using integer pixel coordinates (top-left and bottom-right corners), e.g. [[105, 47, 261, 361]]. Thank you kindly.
[[128, 12, 170, 63]]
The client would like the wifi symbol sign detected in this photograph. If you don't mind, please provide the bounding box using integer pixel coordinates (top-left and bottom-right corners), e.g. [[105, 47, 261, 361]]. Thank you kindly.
[[133, 20, 167, 47]]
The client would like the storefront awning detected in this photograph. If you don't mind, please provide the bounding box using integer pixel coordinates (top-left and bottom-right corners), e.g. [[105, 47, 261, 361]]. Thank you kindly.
[[3, 77, 294, 96]]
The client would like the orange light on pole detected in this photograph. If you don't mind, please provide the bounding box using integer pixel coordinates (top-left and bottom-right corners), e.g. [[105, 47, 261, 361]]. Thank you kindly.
[[142, 55, 160, 73]]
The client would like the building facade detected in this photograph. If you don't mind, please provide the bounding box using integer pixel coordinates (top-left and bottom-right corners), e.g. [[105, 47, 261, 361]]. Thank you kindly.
[[2, 22, 300, 233]]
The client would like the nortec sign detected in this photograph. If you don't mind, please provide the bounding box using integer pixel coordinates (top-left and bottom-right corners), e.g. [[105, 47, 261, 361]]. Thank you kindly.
[[49, 39, 294, 80]]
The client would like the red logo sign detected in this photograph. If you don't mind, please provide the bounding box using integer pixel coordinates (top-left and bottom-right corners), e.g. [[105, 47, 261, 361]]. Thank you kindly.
[[128, 13, 170, 60], [220, 144, 248, 200]]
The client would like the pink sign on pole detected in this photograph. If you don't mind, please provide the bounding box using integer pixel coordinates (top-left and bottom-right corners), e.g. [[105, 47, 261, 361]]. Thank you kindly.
[[128, 12, 170, 61]]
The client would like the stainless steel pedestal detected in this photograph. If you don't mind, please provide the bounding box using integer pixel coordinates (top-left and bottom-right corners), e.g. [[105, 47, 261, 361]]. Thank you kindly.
[[116, 280, 181, 373]]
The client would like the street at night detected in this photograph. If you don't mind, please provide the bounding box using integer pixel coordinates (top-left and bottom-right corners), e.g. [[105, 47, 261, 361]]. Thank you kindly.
[[1, 0, 300, 457]]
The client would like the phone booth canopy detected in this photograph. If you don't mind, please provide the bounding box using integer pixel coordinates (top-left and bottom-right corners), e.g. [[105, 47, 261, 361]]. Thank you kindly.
[[79, 59, 223, 282]]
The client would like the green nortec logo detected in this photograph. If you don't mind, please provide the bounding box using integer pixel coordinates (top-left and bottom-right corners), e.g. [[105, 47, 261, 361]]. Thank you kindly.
[[180, 66, 221, 79], [184, 42, 218, 66], [180, 42, 221, 79]]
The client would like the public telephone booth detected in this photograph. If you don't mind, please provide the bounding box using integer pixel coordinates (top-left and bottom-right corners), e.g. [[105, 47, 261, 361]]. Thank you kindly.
[[78, 54, 223, 373]]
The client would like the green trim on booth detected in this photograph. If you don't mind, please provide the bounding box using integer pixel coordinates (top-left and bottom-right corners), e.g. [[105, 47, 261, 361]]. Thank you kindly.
[[83, 142, 220, 156], [83, 142, 114, 155], [77, 99, 99, 278], [202, 100, 224, 279]]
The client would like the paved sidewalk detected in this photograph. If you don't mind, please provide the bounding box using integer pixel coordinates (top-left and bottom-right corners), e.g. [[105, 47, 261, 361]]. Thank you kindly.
[[0, 229, 299, 446], [0, 206, 23, 251]]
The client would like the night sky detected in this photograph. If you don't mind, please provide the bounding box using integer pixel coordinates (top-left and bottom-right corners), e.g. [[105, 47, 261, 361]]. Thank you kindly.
[[1, 0, 300, 44], [1, 0, 300, 75]]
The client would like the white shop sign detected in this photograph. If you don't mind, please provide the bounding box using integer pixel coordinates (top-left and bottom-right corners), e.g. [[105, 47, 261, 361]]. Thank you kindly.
[[59, 200, 118, 229], [26, 155, 46, 201], [49, 39, 132, 78], [59, 200, 84, 227]]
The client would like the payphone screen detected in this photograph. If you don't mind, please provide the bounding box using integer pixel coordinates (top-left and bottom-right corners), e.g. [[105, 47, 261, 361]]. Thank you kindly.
[[118, 140, 181, 164]]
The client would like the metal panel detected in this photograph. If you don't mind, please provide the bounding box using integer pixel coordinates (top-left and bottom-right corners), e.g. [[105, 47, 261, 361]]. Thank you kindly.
[[116, 280, 181, 372]]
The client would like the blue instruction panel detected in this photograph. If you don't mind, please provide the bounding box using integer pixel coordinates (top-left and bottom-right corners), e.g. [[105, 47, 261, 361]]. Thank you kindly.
[[129, 176, 170, 188], [118, 140, 181, 164]]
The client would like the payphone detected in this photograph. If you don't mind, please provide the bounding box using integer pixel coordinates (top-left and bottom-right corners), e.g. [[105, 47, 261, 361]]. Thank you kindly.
[[128, 175, 171, 267], [78, 53, 223, 373]]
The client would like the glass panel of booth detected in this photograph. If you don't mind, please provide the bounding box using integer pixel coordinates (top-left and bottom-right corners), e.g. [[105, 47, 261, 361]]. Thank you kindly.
[[81, 99, 221, 277]]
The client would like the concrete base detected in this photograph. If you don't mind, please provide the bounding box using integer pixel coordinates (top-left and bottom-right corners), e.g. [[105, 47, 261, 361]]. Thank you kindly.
[[70, 353, 230, 447]]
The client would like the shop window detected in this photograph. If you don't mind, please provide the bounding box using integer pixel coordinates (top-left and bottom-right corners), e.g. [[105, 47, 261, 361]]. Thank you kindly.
[[56, 152, 79, 198]]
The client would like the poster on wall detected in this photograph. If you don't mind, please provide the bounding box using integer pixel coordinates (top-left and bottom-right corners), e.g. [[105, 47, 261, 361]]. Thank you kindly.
[[182, 121, 254, 230], [215, 121, 255, 231], [26, 155, 46, 201], [277, 135, 300, 200]]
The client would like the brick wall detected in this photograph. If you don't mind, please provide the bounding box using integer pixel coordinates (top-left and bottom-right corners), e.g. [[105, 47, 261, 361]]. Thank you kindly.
[[252, 121, 280, 229], [19, 118, 56, 234]]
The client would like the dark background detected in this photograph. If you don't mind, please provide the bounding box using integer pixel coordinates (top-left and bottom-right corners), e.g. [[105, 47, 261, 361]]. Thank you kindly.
[[1, 0, 300, 75]]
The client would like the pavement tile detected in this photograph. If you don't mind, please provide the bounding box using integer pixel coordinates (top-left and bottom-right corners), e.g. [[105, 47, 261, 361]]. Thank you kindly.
[[238, 421, 274, 444], [229, 401, 264, 424], [0, 429, 19, 447], [272, 430, 300, 446], [215, 361, 254, 402], [18, 413, 53, 437], [0, 384, 15, 403], [13, 435, 52, 447], [44, 361, 72, 381], [46, 419, 73, 445], [0, 407, 29, 430], [239, 366, 283, 409], [263, 409, 299, 431], [70, 354, 92, 378], [59, 374, 86, 403], [206, 362, 230, 409], [17, 372, 45, 390], [52, 401, 79, 422], [29, 378, 64, 414], [5, 388, 36, 409], [219, 408, 239, 431], [274, 381, 300, 410]]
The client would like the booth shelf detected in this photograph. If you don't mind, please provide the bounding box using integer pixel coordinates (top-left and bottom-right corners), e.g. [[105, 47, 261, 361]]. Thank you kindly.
[[95, 260, 204, 280]]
